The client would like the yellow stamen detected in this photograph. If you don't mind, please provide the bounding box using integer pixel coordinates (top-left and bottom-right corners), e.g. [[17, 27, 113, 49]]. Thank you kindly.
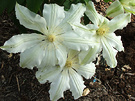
[[65, 60, 72, 68], [48, 35, 56, 42], [96, 26, 109, 36]]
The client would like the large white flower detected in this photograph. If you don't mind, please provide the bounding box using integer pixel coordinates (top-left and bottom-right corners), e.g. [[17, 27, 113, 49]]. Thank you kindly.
[[0, 3, 95, 69], [36, 50, 96, 101], [106, 0, 135, 17], [69, 1, 131, 67]]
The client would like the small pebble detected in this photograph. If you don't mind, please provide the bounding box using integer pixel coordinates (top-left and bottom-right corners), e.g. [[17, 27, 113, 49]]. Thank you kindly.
[[82, 88, 90, 96], [95, 0, 100, 2]]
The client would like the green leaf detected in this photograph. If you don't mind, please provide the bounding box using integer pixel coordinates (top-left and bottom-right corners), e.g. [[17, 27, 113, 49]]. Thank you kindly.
[[71, 0, 81, 4], [0, 0, 8, 14], [12, 15, 27, 33], [7, 0, 16, 13], [63, 0, 88, 10], [63, 0, 71, 10], [0, 0, 25, 15], [26, 0, 44, 13], [51, 0, 66, 5], [16, 0, 25, 4], [83, 14, 90, 25], [81, 0, 91, 4]]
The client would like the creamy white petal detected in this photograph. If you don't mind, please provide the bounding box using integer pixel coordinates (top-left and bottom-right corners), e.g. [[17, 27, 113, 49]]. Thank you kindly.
[[69, 68, 85, 99], [55, 42, 67, 67], [120, 0, 135, 14], [20, 42, 45, 69], [74, 63, 96, 79], [101, 37, 118, 68], [49, 69, 70, 101], [106, 0, 124, 17], [108, 13, 131, 33], [70, 22, 96, 39], [63, 3, 86, 24], [79, 43, 101, 64], [62, 31, 95, 51], [36, 66, 61, 84], [68, 50, 80, 60], [105, 33, 124, 51], [0, 34, 44, 53], [124, 6, 135, 15], [43, 4, 65, 32], [85, 1, 104, 26], [39, 43, 57, 67], [59, 3, 86, 33], [15, 3, 48, 34], [86, 24, 99, 30], [117, 0, 135, 15], [120, 0, 129, 4], [99, 17, 110, 27]]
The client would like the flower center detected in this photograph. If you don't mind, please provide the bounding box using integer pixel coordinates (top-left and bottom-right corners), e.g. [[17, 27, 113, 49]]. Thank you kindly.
[[65, 60, 72, 68], [48, 35, 56, 42], [96, 27, 109, 36]]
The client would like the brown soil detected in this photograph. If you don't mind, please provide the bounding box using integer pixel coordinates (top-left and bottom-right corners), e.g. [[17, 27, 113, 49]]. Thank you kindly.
[[0, 1, 135, 101]]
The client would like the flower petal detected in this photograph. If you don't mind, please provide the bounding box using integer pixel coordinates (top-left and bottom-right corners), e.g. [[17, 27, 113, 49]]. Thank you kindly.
[[55, 42, 67, 67], [74, 63, 96, 79], [36, 66, 61, 84], [124, 6, 135, 15], [79, 43, 101, 64], [70, 22, 96, 39], [20, 42, 45, 69], [62, 31, 95, 51], [58, 3, 86, 33], [119, 0, 135, 14], [15, 3, 48, 34], [49, 69, 70, 101], [85, 1, 104, 26], [43, 4, 65, 32], [101, 37, 118, 68], [67, 50, 80, 60], [105, 33, 124, 51], [69, 68, 85, 99], [0, 34, 44, 53], [108, 13, 131, 33], [39, 43, 57, 67], [63, 3, 86, 24], [106, 0, 124, 17]]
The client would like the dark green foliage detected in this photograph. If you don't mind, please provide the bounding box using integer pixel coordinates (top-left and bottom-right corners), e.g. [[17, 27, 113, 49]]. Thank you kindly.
[[26, 0, 44, 13], [0, 0, 25, 14], [83, 14, 90, 25], [0, 0, 92, 15], [63, 0, 91, 10], [0, 0, 8, 14], [0, 0, 92, 32]]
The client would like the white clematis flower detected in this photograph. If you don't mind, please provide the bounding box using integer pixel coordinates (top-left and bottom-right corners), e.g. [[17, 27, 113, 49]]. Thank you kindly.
[[36, 50, 96, 101], [70, 1, 131, 67], [0, 3, 94, 69], [106, 0, 135, 17]]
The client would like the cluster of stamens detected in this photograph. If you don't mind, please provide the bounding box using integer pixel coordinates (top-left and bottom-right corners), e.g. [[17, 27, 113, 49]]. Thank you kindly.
[[96, 26, 109, 36], [48, 35, 56, 42], [65, 60, 72, 68]]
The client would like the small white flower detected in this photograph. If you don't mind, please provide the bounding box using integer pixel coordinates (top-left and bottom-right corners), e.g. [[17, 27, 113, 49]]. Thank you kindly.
[[106, 0, 135, 17], [0, 3, 94, 69], [36, 50, 96, 101], [70, 1, 131, 67]]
